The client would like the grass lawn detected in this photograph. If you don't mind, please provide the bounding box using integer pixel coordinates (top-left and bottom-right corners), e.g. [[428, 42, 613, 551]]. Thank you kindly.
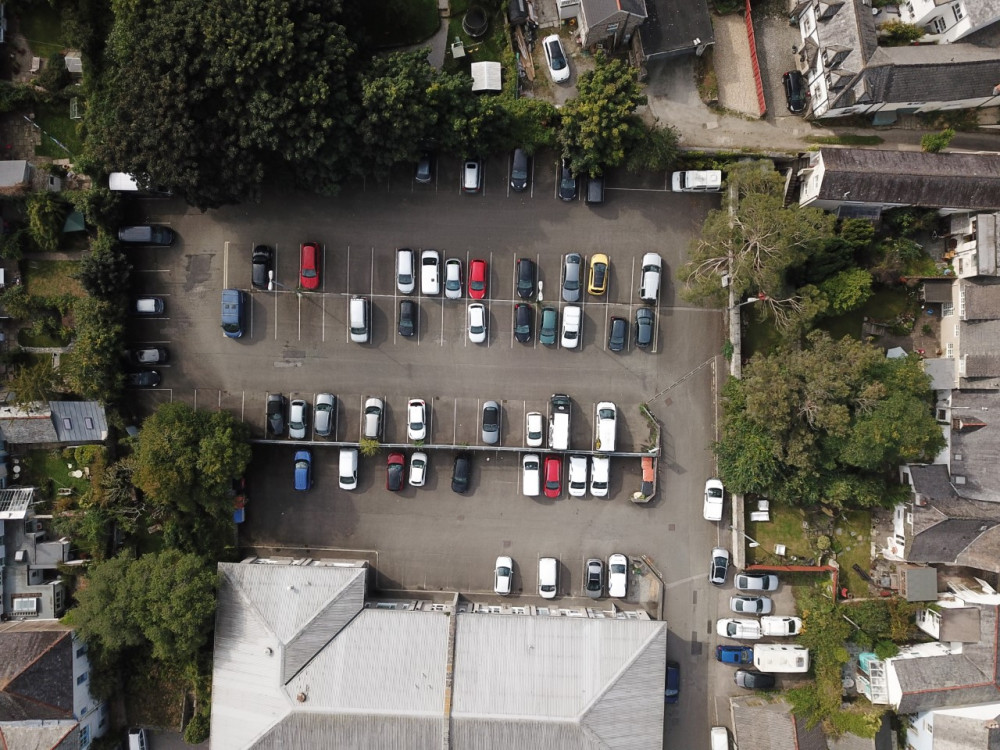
[[23, 449, 93, 497], [818, 286, 914, 342], [17, 3, 66, 56], [33, 100, 84, 158], [444, 0, 508, 75], [832, 510, 872, 597], [125, 660, 189, 728], [17, 328, 70, 347], [805, 134, 884, 146], [25, 260, 84, 299], [361, 0, 440, 48], [748, 503, 811, 565]]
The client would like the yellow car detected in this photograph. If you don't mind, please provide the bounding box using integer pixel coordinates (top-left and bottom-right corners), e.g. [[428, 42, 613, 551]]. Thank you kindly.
[[587, 253, 609, 295]]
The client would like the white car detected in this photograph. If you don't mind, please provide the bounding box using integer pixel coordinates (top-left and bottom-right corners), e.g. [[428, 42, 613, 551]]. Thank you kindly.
[[495, 556, 513, 596], [314, 393, 335, 437], [703, 478, 724, 521], [407, 398, 427, 441], [288, 398, 307, 439], [396, 248, 415, 294], [445, 258, 463, 299], [735, 573, 780, 592], [363, 397, 383, 439], [608, 553, 628, 598], [595, 401, 616, 452], [639, 252, 662, 303], [538, 557, 558, 599], [409, 451, 428, 487], [716, 618, 763, 640], [761, 616, 803, 636], [420, 249, 440, 295], [561, 305, 581, 348], [468, 303, 487, 344], [526, 411, 544, 448], [590, 456, 609, 497], [730, 595, 773, 615], [522, 453, 541, 497], [568, 455, 587, 497], [542, 34, 570, 83]]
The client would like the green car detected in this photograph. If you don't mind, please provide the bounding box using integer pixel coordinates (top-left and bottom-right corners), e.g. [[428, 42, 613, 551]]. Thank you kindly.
[[539, 306, 558, 346]]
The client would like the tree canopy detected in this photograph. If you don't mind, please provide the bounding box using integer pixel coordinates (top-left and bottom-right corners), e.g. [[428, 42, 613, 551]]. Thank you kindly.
[[716, 331, 944, 508]]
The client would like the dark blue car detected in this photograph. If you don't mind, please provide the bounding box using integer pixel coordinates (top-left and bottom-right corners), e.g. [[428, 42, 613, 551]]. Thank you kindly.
[[716, 645, 754, 665], [664, 661, 680, 704]]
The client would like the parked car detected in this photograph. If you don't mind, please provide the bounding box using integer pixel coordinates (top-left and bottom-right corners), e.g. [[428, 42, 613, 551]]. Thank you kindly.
[[590, 456, 609, 497], [671, 170, 723, 193], [608, 316, 627, 351], [522, 453, 541, 497], [251, 244, 273, 289], [639, 252, 662, 303], [539, 306, 558, 346], [716, 645, 754, 665], [293, 450, 312, 491], [452, 452, 471, 493], [125, 370, 161, 388], [730, 596, 773, 615], [584, 558, 603, 599], [588, 252, 609, 295], [783, 70, 807, 113], [514, 303, 532, 343], [118, 224, 175, 246], [221, 289, 246, 338], [420, 249, 440, 295], [288, 398, 308, 439], [339, 448, 358, 490], [407, 398, 427, 441], [510, 148, 529, 192], [386, 452, 405, 492], [664, 661, 680, 704], [267, 393, 286, 436], [468, 303, 487, 344], [538, 556, 558, 599], [703, 478, 724, 521], [494, 556, 514, 595], [568, 455, 587, 497], [608, 553, 628, 598], [558, 158, 577, 201], [734, 670, 776, 689], [409, 451, 428, 487], [415, 152, 433, 184], [543, 454, 561, 498], [128, 347, 168, 366], [542, 34, 570, 83], [445, 258, 463, 299], [760, 616, 803, 636], [462, 158, 482, 193], [299, 241, 320, 290], [398, 299, 417, 337], [396, 248, 415, 294], [349, 296, 369, 344], [481, 401, 501, 445], [468, 258, 488, 299], [595, 402, 616, 452], [362, 397, 383, 439], [134, 297, 164, 316], [561, 305, 581, 349], [735, 573, 779, 592], [717, 618, 762, 640], [516, 257, 536, 299], [562, 252, 582, 302], [709, 547, 730, 586], [635, 307, 654, 349], [526, 411, 544, 448], [586, 174, 605, 205], [314, 393, 335, 437]]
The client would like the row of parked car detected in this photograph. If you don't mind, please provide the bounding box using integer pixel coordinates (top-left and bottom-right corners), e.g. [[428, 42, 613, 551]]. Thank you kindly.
[[493, 553, 629, 600]]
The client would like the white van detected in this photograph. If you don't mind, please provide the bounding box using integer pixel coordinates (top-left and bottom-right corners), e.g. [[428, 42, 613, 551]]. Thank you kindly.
[[397, 248, 415, 294], [420, 249, 440, 295], [753, 644, 810, 673], [522, 453, 541, 497], [349, 297, 369, 343], [639, 253, 662, 303], [549, 394, 571, 451], [595, 401, 616, 452], [127, 728, 149, 750], [671, 170, 722, 192], [760, 616, 803, 636], [710, 726, 729, 750], [339, 448, 358, 490]]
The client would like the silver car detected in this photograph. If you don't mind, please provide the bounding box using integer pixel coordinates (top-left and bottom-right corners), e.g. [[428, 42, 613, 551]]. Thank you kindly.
[[314, 393, 335, 437], [288, 399, 307, 440], [482, 400, 501, 445], [584, 558, 603, 599], [562, 253, 583, 302]]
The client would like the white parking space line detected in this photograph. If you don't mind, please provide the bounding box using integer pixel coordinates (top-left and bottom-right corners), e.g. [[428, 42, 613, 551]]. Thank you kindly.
[[506, 156, 511, 198], [297, 293, 302, 341], [439, 288, 446, 347], [452, 399, 458, 445], [322, 243, 328, 291], [222, 241, 229, 289], [321, 295, 326, 342], [476, 398, 482, 447]]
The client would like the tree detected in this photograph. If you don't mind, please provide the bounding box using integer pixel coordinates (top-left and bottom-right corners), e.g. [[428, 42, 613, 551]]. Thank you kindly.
[[67, 187, 124, 228], [64, 555, 146, 655], [26, 192, 69, 253], [558, 53, 647, 177], [818, 267, 873, 315], [76, 232, 132, 301], [716, 332, 945, 508], [880, 19, 925, 45], [921, 128, 955, 153], [59, 296, 125, 401], [85, 0, 359, 208], [9, 359, 60, 406], [625, 124, 680, 173]]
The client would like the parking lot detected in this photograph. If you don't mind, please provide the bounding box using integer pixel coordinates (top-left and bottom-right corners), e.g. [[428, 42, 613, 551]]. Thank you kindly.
[[122, 150, 726, 748]]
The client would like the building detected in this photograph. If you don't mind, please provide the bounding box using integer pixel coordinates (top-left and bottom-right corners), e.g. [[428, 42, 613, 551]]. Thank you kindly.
[[897, 0, 1000, 44], [0, 620, 109, 749], [635, 0, 714, 63], [905, 702, 1000, 750], [0, 401, 108, 448], [793, 0, 1000, 119], [727, 694, 892, 749], [577, 0, 646, 51], [210, 557, 667, 749]]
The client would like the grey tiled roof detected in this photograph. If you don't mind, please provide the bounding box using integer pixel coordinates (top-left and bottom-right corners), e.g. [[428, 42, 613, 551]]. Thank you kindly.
[[638, 0, 714, 58], [901, 567, 938, 602], [963, 282, 1000, 320], [816, 149, 1000, 210], [582, 0, 645, 22], [910, 464, 957, 502], [931, 711, 1000, 749], [0, 627, 74, 721], [909, 518, 1000, 566], [977, 213, 1000, 276], [923, 279, 953, 303], [49, 401, 107, 443], [950, 390, 1000, 503]]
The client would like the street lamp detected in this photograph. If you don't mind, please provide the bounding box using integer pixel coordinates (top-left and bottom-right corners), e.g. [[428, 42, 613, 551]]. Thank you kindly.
[[728, 294, 767, 310], [729, 524, 761, 548]]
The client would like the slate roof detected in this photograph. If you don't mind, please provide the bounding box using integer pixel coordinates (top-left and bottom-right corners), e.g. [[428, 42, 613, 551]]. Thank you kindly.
[[976, 213, 1000, 277], [902, 567, 938, 603], [816, 149, 1000, 210], [638, 0, 714, 59], [730, 696, 829, 750], [964, 282, 1000, 320], [931, 710, 1000, 749], [0, 402, 107, 446], [923, 279, 954, 303], [583, 0, 646, 23], [0, 626, 74, 721], [0, 720, 79, 750], [950, 390, 1000, 503], [910, 464, 957, 503]]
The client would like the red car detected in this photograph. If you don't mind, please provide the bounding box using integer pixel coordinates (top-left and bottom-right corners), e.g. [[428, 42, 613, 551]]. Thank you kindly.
[[468, 258, 488, 299], [386, 452, 405, 492], [299, 242, 321, 290], [543, 455, 561, 498]]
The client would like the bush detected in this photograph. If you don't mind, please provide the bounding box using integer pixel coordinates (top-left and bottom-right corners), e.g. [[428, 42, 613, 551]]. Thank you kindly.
[[921, 128, 955, 153], [183, 711, 210, 744], [880, 20, 924, 45], [37, 53, 70, 93], [26, 192, 70, 253]]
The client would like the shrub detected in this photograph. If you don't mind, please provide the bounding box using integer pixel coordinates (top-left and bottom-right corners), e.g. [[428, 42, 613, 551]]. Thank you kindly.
[[880, 20, 924, 45], [183, 711, 210, 744], [921, 128, 955, 153], [26, 192, 70, 253], [37, 53, 70, 93]]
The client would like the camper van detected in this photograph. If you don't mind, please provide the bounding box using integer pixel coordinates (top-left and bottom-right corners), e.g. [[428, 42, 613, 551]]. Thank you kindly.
[[752, 644, 810, 673]]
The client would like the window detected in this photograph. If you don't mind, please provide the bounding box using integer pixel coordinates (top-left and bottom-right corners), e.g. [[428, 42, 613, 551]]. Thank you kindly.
[[12, 597, 38, 614], [606, 22, 619, 32], [932, 16, 947, 33], [77, 672, 88, 685], [85, 417, 94, 429], [954, 324, 960, 337], [76, 645, 88, 658], [946, 342, 954, 358], [953, 3, 964, 21], [62, 417, 72, 430]]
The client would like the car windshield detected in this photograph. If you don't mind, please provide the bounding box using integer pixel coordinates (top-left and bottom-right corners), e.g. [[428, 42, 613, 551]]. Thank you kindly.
[[599, 408, 615, 420], [611, 563, 626, 575], [497, 565, 511, 576], [594, 264, 606, 282], [365, 406, 381, 416], [561, 173, 575, 190], [548, 42, 566, 69], [708, 487, 723, 498], [525, 459, 539, 470]]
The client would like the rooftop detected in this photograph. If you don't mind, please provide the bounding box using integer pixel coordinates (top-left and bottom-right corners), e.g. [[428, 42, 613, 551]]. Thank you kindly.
[[638, 0, 714, 59]]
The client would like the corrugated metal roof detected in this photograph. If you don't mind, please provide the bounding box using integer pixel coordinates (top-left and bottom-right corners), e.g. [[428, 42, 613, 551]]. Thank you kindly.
[[49, 401, 107, 443]]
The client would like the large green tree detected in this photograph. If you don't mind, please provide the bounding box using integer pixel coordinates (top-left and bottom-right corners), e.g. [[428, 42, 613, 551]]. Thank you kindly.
[[86, 0, 358, 208], [60, 296, 125, 402], [716, 332, 944, 508]]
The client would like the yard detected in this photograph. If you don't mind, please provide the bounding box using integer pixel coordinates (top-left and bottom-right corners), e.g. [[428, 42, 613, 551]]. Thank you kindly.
[[32, 99, 84, 158], [24, 259, 85, 299], [22, 448, 95, 499]]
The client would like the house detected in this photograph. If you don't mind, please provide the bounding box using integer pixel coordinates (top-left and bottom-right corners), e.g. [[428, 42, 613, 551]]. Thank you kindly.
[[794, 0, 1000, 119], [211, 557, 667, 749], [634, 0, 714, 62], [0, 401, 108, 449], [0, 620, 109, 749], [727, 694, 893, 749], [898, 0, 1000, 44], [948, 211, 1000, 280], [0, 161, 31, 191], [905, 701, 1000, 749], [577, 0, 647, 51], [936, 281, 1000, 389], [793, 149, 1000, 216]]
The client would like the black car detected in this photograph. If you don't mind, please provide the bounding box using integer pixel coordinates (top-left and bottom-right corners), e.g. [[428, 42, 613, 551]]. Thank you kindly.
[[251, 244, 274, 289], [635, 307, 654, 349], [128, 346, 168, 366], [539, 306, 558, 346], [415, 152, 433, 184], [452, 452, 471, 494], [398, 299, 417, 337], [783, 70, 807, 114], [511, 148, 529, 192], [734, 670, 776, 690], [267, 393, 287, 436], [126, 370, 161, 388], [586, 174, 604, 205], [516, 257, 535, 299], [514, 303, 532, 343], [558, 158, 577, 201], [608, 316, 627, 352]]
